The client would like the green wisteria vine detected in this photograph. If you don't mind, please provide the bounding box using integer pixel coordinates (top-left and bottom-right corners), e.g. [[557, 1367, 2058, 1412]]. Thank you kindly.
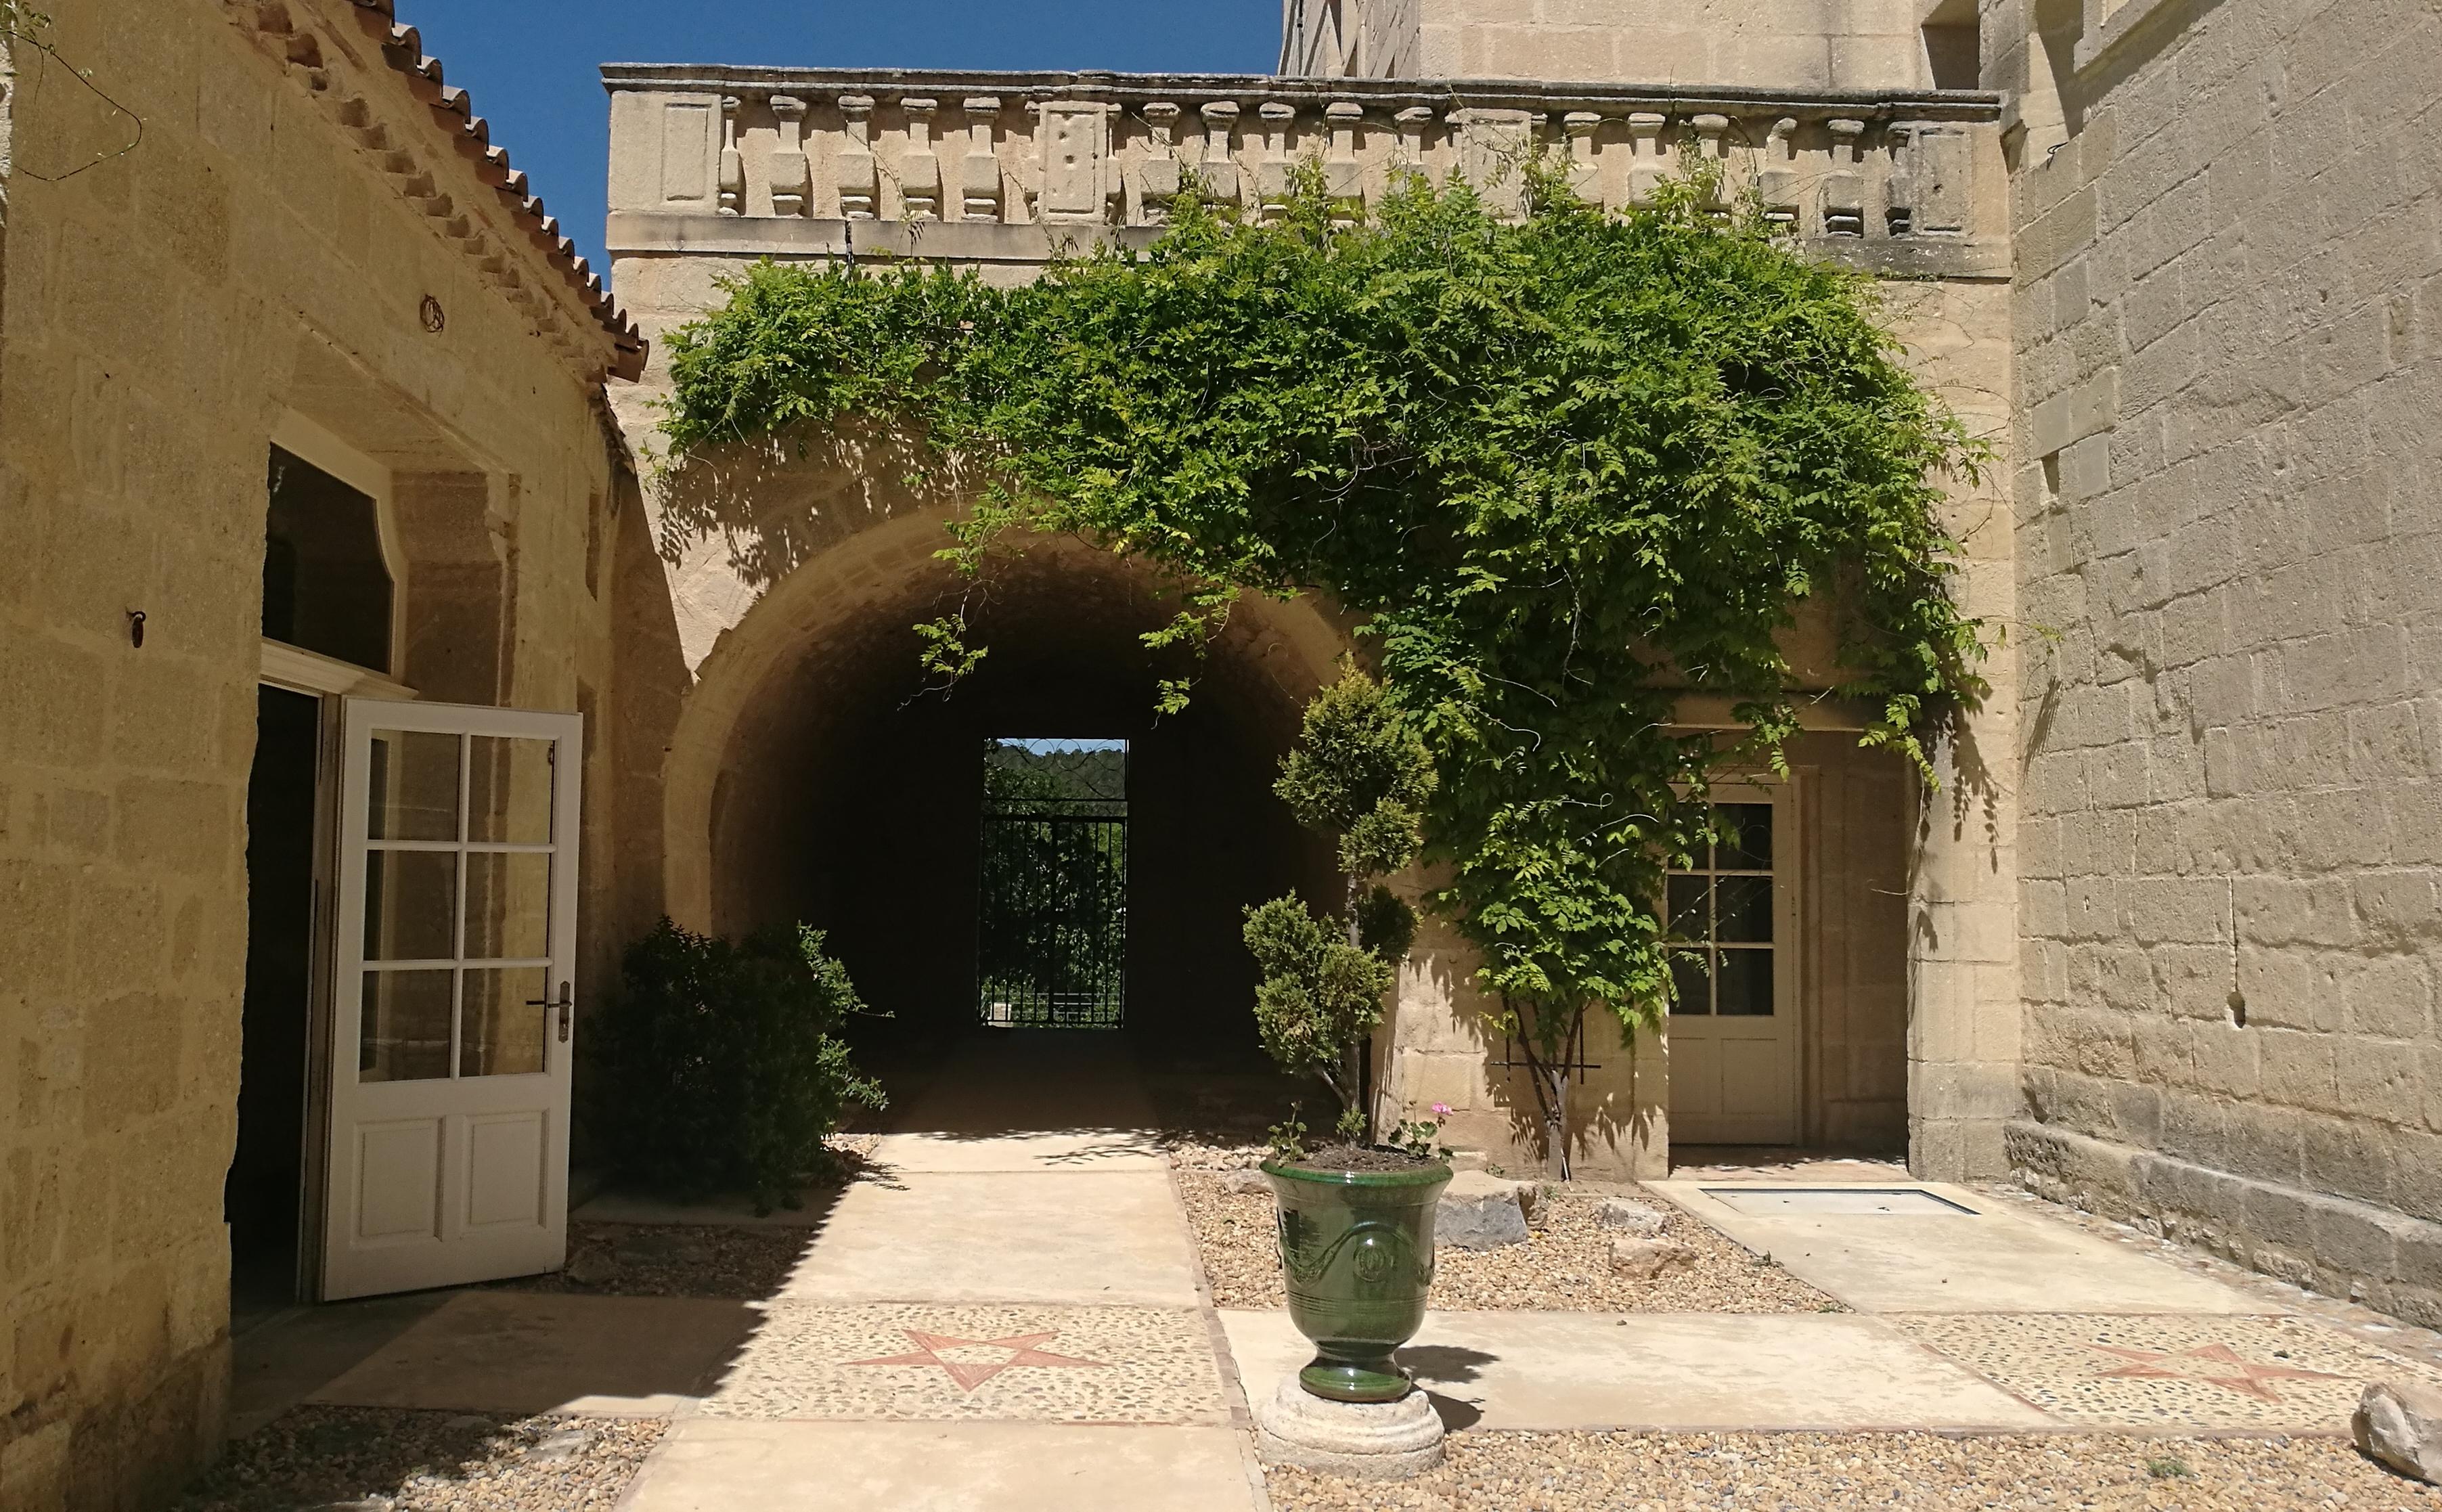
[[658, 163, 1989, 1172]]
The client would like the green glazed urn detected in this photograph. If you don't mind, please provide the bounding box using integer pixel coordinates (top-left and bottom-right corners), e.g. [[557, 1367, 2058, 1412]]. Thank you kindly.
[[1260, 1157, 1451, 1402]]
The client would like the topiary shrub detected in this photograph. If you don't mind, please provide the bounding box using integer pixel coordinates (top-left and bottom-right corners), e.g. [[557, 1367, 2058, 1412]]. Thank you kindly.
[[597, 918, 885, 1212], [1245, 665, 1434, 1146]]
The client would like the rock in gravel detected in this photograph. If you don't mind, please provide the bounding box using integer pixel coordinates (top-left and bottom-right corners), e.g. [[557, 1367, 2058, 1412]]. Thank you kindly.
[[1610, 1236, 1696, 1279], [564, 1247, 616, 1286], [2355, 1378, 2442, 1483], [526, 1427, 596, 1464], [1220, 1167, 1272, 1194], [1596, 1198, 1668, 1237], [1515, 1182, 1551, 1228], [1438, 1172, 1531, 1250]]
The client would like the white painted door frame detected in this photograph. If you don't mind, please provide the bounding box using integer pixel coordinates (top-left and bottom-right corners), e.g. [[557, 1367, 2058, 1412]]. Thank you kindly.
[[321, 696, 583, 1299]]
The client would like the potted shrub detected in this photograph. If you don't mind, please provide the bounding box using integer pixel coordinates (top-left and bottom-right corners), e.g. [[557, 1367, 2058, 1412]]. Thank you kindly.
[[1243, 667, 1450, 1402]]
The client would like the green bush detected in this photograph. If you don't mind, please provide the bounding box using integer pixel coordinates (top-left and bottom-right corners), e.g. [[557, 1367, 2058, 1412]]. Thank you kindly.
[[598, 918, 885, 1211], [1243, 667, 1434, 1144]]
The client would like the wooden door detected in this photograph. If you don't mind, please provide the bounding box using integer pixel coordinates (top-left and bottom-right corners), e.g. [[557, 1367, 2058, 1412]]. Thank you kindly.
[[321, 698, 581, 1299], [1665, 791, 1799, 1145]]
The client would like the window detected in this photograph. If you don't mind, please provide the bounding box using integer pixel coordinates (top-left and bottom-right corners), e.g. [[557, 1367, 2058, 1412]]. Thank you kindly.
[[1920, 0, 1982, 89], [1666, 802, 1777, 1017], [264, 443, 395, 675]]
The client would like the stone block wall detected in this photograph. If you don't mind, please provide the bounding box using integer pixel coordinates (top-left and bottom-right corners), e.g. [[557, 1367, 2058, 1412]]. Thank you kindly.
[[1794, 734, 1915, 1151], [2003, 0, 2442, 1322], [0, 4, 642, 1507], [1293, 0, 1938, 89]]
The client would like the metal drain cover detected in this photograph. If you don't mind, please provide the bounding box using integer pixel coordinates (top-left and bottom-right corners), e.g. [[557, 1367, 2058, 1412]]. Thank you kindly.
[[1701, 1186, 1978, 1216]]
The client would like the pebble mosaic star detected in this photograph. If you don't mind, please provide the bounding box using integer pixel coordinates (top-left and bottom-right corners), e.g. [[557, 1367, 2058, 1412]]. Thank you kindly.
[[2084, 1342, 2348, 1404], [845, 1329, 1115, 1392]]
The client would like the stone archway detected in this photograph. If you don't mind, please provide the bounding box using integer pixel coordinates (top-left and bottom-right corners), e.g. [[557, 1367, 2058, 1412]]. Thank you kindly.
[[650, 456, 1359, 1062]]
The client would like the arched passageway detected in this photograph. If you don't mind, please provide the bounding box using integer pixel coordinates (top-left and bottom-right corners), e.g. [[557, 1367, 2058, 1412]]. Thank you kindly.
[[660, 511, 1357, 1075]]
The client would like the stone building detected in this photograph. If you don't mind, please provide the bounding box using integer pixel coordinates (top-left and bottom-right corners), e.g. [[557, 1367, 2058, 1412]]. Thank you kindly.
[[0, 3, 668, 1507], [598, 64, 2014, 1180], [2, 0, 2438, 1507]]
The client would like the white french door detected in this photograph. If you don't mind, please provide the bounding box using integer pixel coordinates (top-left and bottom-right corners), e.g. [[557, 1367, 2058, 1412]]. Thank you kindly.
[[321, 697, 582, 1299], [1665, 787, 1800, 1145]]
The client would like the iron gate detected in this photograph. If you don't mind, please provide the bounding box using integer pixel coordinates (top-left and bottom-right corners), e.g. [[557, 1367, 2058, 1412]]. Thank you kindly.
[[976, 740, 1128, 1029]]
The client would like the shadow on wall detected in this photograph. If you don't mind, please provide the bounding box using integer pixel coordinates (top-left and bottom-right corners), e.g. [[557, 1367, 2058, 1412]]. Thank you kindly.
[[648, 419, 952, 594]]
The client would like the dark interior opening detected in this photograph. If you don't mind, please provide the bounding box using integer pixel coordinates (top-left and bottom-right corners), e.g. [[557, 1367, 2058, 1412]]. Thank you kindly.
[[1920, 0, 1982, 90], [227, 684, 320, 1329], [264, 444, 395, 674], [705, 559, 1334, 1080]]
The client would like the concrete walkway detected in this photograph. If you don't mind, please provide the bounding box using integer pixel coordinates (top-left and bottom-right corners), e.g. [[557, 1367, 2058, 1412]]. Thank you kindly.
[[240, 1040, 2442, 1507], [612, 1033, 1269, 1511]]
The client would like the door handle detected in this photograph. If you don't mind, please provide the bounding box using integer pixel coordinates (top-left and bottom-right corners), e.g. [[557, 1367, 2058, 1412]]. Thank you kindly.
[[528, 981, 575, 1042]]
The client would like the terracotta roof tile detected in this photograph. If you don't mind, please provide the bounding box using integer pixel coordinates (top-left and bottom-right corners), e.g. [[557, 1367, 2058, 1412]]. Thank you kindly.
[[346, 0, 644, 378]]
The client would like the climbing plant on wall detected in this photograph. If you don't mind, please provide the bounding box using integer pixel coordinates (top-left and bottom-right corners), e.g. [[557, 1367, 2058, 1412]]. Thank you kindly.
[[658, 161, 1990, 1175]]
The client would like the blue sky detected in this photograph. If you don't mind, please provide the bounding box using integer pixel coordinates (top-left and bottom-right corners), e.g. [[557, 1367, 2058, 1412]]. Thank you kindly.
[[397, 0, 1281, 286]]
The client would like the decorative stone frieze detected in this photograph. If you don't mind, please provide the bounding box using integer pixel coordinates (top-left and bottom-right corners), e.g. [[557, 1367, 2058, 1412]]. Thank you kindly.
[[1038, 100, 1119, 223], [1758, 116, 1800, 229], [961, 97, 1004, 222], [1561, 110, 1600, 198], [1324, 100, 1366, 211], [1886, 120, 1970, 236], [770, 94, 812, 218], [601, 68, 2004, 274], [1822, 117, 1866, 236], [1198, 100, 1243, 204], [837, 94, 877, 219], [1453, 106, 1539, 217], [1138, 102, 1182, 223], [901, 97, 941, 220], [1257, 101, 1298, 221], [1392, 105, 1434, 177], [717, 95, 744, 217], [1624, 111, 1668, 204]]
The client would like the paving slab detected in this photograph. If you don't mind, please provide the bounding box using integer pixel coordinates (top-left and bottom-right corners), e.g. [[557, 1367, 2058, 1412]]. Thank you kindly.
[[1647, 1180, 2281, 1315], [1893, 1312, 2442, 1432], [778, 1170, 1201, 1308], [307, 1291, 757, 1417], [1218, 1309, 2054, 1431], [229, 1291, 454, 1437], [616, 1419, 1266, 1511], [865, 1129, 1168, 1173], [698, 1302, 1233, 1424]]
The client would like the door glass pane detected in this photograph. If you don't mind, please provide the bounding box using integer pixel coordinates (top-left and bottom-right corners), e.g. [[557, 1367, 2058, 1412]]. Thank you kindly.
[[363, 850, 457, 960], [1668, 949, 1713, 1016], [1717, 947, 1775, 1016], [464, 853, 551, 959], [1665, 874, 1710, 940], [461, 967, 549, 1077], [361, 969, 454, 1080], [1716, 803, 1773, 870], [1715, 874, 1774, 943], [467, 736, 554, 844], [368, 730, 460, 841]]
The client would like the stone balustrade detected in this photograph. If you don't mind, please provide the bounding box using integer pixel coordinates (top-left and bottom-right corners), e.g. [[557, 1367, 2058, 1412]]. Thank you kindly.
[[604, 68, 2006, 275]]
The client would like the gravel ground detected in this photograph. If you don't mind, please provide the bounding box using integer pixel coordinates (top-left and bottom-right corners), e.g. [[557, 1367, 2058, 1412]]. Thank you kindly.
[[175, 1407, 662, 1511], [492, 1220, 810, 1298], [1264, 1430, 2442, 1511], [1173, 1142, 1840, 1312]]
